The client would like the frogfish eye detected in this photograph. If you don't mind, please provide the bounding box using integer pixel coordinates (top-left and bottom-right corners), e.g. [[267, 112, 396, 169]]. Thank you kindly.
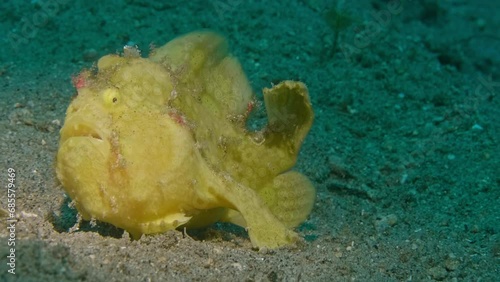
[[102, 88, 120, 106]]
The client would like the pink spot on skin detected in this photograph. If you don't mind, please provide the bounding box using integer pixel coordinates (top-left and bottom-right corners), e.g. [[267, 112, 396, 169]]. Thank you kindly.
[[72, 73, 87, 89], [246, 101, 255, 116], [168, 111, 186, 126]]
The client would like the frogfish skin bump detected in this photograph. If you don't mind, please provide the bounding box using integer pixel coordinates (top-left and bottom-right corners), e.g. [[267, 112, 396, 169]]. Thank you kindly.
[[55, 31, 315, 249]]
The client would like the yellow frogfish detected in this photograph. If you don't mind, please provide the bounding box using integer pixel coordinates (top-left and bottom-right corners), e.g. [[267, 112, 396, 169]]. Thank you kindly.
[[55, 31, 315, 249]]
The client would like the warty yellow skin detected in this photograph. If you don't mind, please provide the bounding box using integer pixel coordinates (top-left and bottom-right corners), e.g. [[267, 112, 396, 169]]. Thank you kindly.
[[56, 31, 315, 249]]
